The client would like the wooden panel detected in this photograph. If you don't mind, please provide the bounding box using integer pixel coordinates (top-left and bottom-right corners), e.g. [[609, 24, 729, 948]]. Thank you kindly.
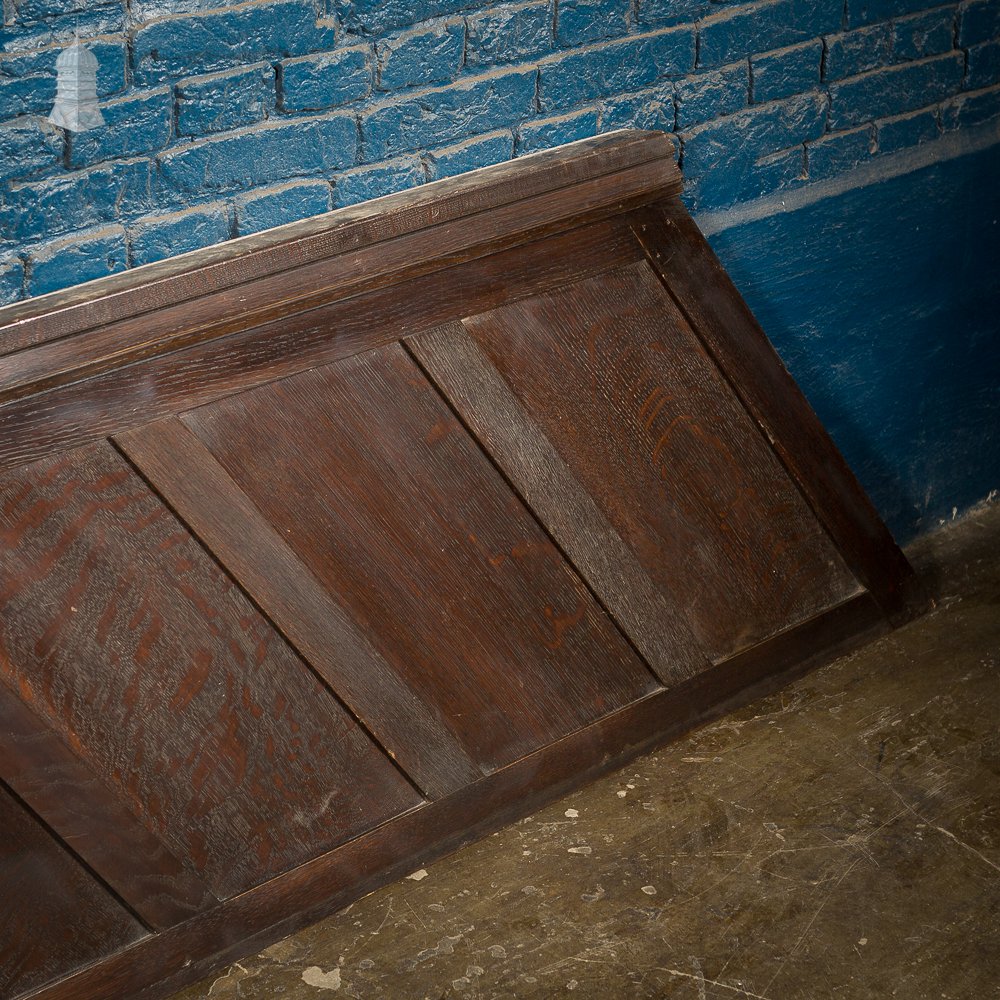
[[0, 443, 420, 900], [408, 327, 711, 686], [0, 680, 217, 930], [459, 262, 863, 663], [26, 594, 888, 1000], [116, 417, 480, 800], [183, 344, 658, 774], [0, 216, 643, 476], [0, 783, 146, 1000], [630, 204, 926, 624]]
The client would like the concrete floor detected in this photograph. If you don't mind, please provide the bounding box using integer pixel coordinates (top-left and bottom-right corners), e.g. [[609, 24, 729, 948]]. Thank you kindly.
[[173, 503, 1000, 1000]]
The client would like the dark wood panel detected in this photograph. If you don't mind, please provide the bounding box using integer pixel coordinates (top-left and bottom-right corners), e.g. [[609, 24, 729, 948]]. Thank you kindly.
[[0, 443, 421, 900], [407, 326, 711, 686], [461, 262, 863, 663], [0, 782, 146, 1000], [183, 344, 658, 774], [0, 217, 643, 476], [0, 130, 678, 356], [116, 417, 480, 799], [0, 679, 217, 930], [630, 204, 926, 624], [28, 594, 886, 1000]]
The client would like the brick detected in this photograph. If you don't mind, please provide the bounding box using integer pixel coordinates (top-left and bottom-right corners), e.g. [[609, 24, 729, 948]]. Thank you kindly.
[[823, 25, 892, 81], [336, 0, 477, 35], [0, 38, 128, 113], [128, 203, 231, 267], [377, 21, 465, 91], [806, 124, 874, 179], [675, 63, 748, 129], [556, 0, 630, 46], [600, 85, 675, 131], [361, 68, 536, 160], [280, 47, 372, 112], [941, 82, 1000, 126], [0, 75, 55, 119], [466, 3, 553, 67], [0, 117, 63, 184], [958, 0, 1000, 47], [177, 65, 275, 137], [539, 27, 695, 112], [159, 114, 357, 195], [0, 8, 124, 50], [423, 131, 515, 178], [697, 0, 840, 70], [0, 255, 24, 306], [892, 8, 956, 62], [1, 160, 155, 244], [846, 0, 948, 28], [828, 51, 965, 129], [875, 107, 940, 151], [752, 41, 821, 103], [235, 180, 333, 235], [132, 0, 336, 84], [130, 0, 246, 19], [28, 225, 127, 297], [685, 141, 806, 210], [516, 108, 599, 154], [966, 39, 1000, 90], [69, 88, 172, 168], [681, 91, 825, 207], [334, 157, 425, 206], [636, 0, 714, 28], [10, 0, 119, 26]]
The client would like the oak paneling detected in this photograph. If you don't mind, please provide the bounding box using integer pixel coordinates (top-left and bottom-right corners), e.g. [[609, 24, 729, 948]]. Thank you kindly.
[[183, 345, 658, 774], [0, 444, 420, 900]]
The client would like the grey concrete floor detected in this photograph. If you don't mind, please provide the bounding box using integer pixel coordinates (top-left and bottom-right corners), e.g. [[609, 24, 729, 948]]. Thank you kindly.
[[173, 503, 1000, 1000]]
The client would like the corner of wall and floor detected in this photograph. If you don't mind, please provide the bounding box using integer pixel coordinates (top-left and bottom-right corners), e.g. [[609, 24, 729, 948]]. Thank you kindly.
[[1, 0, 998, 541]]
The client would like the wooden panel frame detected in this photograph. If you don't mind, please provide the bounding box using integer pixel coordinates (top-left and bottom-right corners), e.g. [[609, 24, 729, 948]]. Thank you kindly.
[[0, 131, 927, 1000]]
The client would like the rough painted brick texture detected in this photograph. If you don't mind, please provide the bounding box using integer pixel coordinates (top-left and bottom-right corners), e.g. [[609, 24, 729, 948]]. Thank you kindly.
[[1, 0, 996, 298]]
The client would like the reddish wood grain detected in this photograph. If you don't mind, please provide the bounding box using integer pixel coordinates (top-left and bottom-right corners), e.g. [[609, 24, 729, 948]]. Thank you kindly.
[[116, 417, 480, 799], [0, 443, 421, 900], [461, 262, 863, 662], [0, 679, 217, 929], [23, 594, 887, 1000], [183, 344, 659, 773], [0, 783, 146, 1000]]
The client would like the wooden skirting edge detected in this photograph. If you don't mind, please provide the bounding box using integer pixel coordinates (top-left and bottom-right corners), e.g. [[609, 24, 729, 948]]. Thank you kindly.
[[25, 593, 886, 1000]]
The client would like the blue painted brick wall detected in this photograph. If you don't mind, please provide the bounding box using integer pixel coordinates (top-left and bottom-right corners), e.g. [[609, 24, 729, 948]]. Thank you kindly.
[[1, 0, 997, 297]]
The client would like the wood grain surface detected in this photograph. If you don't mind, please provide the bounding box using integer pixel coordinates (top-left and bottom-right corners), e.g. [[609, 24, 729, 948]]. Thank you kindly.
[[0, 217, 642, 476], [183, 344, 659, 773], [0, 782, 146, 1000], [461, 262, 863, 662], [630, 204, 926, 623], [0, 443, 420, 900], [0, 680, 217, 929], [116, 417, 480, 799], [408, 326, 711, 686]]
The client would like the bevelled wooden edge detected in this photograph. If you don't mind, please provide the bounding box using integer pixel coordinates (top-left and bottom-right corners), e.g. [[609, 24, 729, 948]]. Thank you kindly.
[[0, 130, 679, 356], [21, 594, 885, 1000]]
